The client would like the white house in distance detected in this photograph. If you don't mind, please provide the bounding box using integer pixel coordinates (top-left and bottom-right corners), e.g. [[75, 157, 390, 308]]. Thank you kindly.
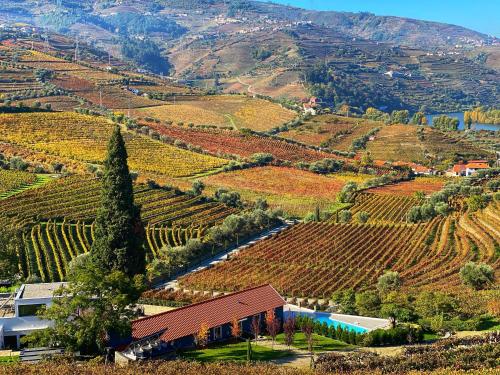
[[447, 160, 490, 177], [0, 283, 65, 349]]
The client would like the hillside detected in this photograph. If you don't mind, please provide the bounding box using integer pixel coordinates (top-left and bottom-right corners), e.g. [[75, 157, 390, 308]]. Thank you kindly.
[[0, 0, 498, 111]]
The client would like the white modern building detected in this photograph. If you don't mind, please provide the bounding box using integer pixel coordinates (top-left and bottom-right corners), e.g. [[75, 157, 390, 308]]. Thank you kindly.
[[0, 283, 66, 349]]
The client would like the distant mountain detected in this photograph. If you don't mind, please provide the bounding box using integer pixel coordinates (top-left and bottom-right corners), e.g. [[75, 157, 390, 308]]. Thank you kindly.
[[263, 6, 495, 49], [0, 0, 498, 112]]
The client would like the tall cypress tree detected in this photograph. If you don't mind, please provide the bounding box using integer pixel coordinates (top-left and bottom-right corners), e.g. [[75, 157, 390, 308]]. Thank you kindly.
[[91, 126, 145, 276]]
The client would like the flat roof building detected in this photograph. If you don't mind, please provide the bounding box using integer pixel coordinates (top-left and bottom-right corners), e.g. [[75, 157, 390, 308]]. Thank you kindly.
[[0, 283, 66, 349]]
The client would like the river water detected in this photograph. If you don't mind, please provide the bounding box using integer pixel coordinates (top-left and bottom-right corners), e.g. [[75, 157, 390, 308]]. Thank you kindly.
[[425, 112, 500, 131]]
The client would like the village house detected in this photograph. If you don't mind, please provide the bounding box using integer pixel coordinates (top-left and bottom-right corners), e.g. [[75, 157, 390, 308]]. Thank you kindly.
[[303, 97, 320, 115], [115, 284, 285, 362], [447, 160, 490, 177], [375, 160, 434, 175]]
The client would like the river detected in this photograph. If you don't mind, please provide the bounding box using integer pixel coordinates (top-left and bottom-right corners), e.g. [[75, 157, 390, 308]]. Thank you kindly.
[[425, 112, 500, 131]]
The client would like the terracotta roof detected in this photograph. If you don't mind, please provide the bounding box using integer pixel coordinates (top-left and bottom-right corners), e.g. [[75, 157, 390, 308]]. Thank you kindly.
[[373, 159, 387, 167], [453, 164, 467, 173], [466, 162, 489, 169], [413, 165, 431, 173], [131, 284, 285, 342]]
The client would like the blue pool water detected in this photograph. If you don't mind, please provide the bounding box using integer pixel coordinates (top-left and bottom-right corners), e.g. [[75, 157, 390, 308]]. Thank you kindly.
[[292, 312, 369, 334]]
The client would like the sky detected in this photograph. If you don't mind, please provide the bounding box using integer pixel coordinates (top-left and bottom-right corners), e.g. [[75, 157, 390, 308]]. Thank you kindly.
[[257, 0, 500, 37]]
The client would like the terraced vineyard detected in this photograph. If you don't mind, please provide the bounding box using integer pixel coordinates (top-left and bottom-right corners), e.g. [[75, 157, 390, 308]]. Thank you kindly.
[[0, 172, 53, 200], [51, 75, 162, 109], [366, 124, 492, 164], [0, 169, 37, 196], [349, 193, 423, 223], [0, 175, 236, 228], [22, 220, 211, 281], [201, 166, 347, 216], [401, 202, 500, 290], [367, 177, 447, 196], [0, 112, 228, 177], [19, 50, 123, 83], [130, 95, 297, 130], [0, 45, 161, 109], [278, 114, 381, 151], [147, 124, 332, 162], [180, 201, 500, 297], [179, 222, 433, 297], [11, 95, 89, 112], [1, 175, 238, 281], [0, 66, 45, 95]]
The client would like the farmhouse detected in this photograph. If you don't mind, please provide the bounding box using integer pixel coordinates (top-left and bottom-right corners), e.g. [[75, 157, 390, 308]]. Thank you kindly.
[[116, 284, 285, 362], [303, 97, 320, 115], [465, 160, 490, 176], [0, 283, 66, 349], [448, 160, 490, 177]]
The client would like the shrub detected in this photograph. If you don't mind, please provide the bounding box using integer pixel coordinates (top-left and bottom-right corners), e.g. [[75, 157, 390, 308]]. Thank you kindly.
[[407, 206, 421, 223], [459, 262, 495, 290], [250, 153, 274, 165], [338, 210, 352, 223], [362, 326, 423, 346], [377, 271, 401, 295], [434, 202, 450, 216], [337, 182, 357, 203], [466, 194, 488, 212], [9, 157, 28, 171], [214, 189, 242, 208], [356, 211, 370, 224], [355, 290, 381, 317]]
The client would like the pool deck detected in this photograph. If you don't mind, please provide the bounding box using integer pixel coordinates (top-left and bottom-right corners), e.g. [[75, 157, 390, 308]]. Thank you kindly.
[[285, 304, 390, 331]]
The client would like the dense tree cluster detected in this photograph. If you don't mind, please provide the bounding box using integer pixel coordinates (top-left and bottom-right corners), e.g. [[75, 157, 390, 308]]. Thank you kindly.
[[465, 106, 500, 125], [121, 38, 172, 75], [433, 115, 460, 131], [411, 111, 428, 125], [408, 177, 493, 223], [105, 13, 186, 37], [302, 64, 395, 110]]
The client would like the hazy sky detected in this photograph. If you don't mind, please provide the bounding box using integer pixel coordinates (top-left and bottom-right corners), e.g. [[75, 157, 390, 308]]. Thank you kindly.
[[257, 0, 500, 37]]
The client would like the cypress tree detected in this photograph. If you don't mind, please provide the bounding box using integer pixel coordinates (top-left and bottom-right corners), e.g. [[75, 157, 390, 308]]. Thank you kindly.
[[91, 126, 145, 276]]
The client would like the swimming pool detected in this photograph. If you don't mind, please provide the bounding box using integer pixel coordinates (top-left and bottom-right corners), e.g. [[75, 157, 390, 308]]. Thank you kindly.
[[291, 312, 369, 334]]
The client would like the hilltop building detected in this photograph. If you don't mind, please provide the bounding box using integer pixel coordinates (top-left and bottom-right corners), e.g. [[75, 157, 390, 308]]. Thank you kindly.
[[115, 284, 285, 362]]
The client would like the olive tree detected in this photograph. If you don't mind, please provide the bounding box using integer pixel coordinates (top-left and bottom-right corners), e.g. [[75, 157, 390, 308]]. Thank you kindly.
[[460, 262, 495, 290], [377, 271, 402, 295]]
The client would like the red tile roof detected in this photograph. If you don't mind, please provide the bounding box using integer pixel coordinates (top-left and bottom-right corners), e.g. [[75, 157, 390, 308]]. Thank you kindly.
[[453, 164, 467, 174], [466, 162, 489, 170], [131, 284, 285, 342], [413, 165, 431, 173]]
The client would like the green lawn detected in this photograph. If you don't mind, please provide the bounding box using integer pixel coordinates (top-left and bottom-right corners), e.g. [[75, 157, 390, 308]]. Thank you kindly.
[[423, 333, 440, 341], [0, 355, 19, 364], [274, 332, 353, 352], [181, 340, 293, 362], [478, 317, 500, 331]]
